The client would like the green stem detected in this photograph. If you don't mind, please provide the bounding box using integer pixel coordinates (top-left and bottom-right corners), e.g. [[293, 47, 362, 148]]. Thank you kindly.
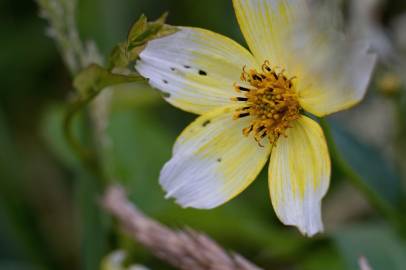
[[392, 89, 406, 216], [320, 118, 406, 233], [63, 90, 103, 177], [63, 64, 144, 180]]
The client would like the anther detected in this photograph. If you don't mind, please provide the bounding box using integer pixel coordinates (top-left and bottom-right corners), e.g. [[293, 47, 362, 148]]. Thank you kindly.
[[238, 112, 250, 118], [233, 60, 301, 146], [253, 75, 262, 81], [238, 86, 250, 92]]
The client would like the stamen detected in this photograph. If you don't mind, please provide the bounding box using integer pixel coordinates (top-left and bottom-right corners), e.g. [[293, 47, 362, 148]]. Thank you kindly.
[[231, 60, 301, 145], [238, 86, 250, 92], [233, 97, 248, 101], [238, 112, 250, 118]]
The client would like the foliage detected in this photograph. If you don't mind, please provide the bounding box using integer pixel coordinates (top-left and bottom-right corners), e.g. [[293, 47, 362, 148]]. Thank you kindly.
[[1, 0, 406, 269]]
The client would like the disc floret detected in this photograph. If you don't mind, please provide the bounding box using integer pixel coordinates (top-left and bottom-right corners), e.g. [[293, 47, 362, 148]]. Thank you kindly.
[[232, 61, 301, 145]]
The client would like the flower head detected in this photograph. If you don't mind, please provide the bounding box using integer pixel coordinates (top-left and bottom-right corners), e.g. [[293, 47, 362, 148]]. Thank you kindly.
[[135, 0, 376, 236]]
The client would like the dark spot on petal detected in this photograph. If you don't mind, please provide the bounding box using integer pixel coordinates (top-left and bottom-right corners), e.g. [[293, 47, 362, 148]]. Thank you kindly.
[[163, 79, 168, 84], [198, 70, 207, 76], [184, 65, 191, 69], [161, 91, 171, 98], [217, 158, 222, 162], [202, 119, 211, 127], [170, 67, 176, 71]]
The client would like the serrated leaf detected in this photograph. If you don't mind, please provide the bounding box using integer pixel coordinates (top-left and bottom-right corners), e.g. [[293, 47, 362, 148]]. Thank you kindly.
[[127, 13, 169, 51], [126, 13, 177, 60], [107, 13, 177, 71], [127, 14, 149, 46], [108, 43, 129, 70]]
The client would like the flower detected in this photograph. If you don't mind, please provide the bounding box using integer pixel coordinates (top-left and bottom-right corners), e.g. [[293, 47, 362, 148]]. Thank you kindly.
[[135, 0, 376, 236]]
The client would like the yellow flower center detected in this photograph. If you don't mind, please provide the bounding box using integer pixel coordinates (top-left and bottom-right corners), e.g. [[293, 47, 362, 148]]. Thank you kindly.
[[232, 61, 301, 146]]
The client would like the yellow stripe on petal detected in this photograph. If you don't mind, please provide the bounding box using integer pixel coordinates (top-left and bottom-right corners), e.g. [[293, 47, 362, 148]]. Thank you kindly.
[[269, 116, 330, 236], [136, 27, 257, 115], [232, 0, 307, 69], [160, 106, 271, 209]]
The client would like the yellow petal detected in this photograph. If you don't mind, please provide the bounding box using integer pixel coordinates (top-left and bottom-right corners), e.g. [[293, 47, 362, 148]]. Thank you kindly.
[[232, 0, 307, 68], [160, 106, 271, 209], [269, 116, 330, 236], [232, 1, 376, 116], [297, 40, 377, 117], [136, 27, 257, 115]]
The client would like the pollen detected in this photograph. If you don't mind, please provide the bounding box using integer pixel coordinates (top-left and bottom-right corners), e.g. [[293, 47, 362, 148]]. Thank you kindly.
[[232, 61, 301, 146]]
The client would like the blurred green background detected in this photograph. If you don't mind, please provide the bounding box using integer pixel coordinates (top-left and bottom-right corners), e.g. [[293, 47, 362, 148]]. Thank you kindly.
[[1, 0, 406, 269]]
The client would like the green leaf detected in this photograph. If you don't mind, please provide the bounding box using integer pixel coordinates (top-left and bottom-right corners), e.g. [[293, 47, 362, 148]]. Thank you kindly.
[[300, 246, 346, 270], [108, 43, 130, 71], [127, 14, 149, 47], [75, 171, 110, 270], [105, 106, 173, 213], [333, 223, 406, 270], [329, 121, 402, 207], [127, 13, 175, 51], [108, 13, 178, 70]]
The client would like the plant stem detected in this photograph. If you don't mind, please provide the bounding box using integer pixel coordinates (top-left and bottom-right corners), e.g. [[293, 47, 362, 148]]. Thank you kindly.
[[320, 118, 406, 233], [63, 91, 104, 179], [63, 64, 144, 180]]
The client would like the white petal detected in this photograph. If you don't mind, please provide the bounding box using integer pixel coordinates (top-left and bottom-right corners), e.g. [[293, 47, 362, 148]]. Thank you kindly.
[[160, 106, 271, 209], [269, 116, 330, 236], [232, 0, 307, 68], [135, 27, 257, 115]]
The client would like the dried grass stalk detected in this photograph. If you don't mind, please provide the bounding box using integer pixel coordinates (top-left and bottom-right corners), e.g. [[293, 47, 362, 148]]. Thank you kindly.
[[102, 185, 263, 270]]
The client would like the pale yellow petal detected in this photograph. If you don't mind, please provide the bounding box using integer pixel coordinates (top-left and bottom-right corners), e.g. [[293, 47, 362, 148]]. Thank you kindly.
[[232, 0, 307, 68], [269, 116, 330, 236], [160, 106, 271, 209], [232, 1, 376, 116], [136, 27, 257, 115], [297, 40, 377, 117]]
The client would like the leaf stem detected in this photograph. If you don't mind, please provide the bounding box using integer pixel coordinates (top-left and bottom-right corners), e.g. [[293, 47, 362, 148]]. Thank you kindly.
[[63, 65, 144, 180], [63, 90, 102, 177]]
